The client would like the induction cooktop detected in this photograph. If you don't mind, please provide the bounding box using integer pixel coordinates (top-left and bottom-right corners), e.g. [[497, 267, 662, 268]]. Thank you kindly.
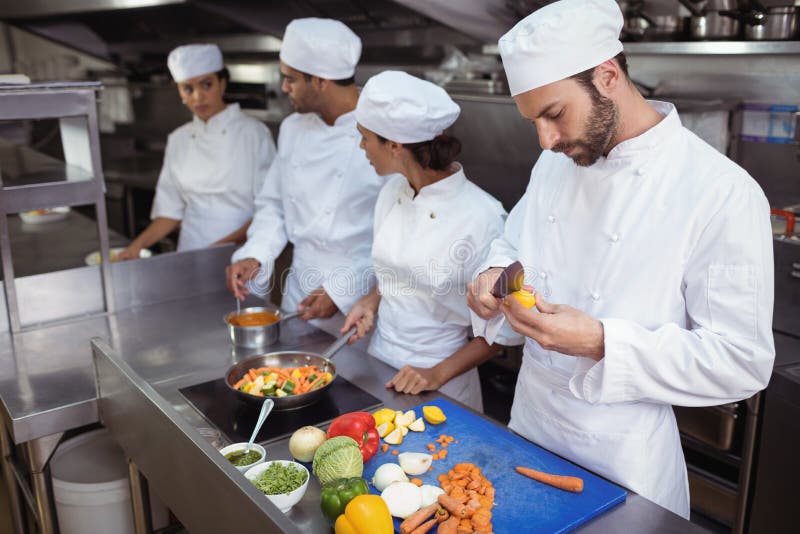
[[180, 375, 383, 445]]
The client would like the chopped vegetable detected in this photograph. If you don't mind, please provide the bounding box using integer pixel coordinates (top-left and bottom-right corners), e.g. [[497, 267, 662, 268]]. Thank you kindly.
[[408, 418, 425, 432], [438, 463, 495, 532], [398, 452, 433, 476], [251, 462, 307, 495], [234, 365, 332, 397], [373, 408, 396, 426]]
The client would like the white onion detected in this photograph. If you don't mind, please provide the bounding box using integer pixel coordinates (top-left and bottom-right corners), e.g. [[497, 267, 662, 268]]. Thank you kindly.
[[288, 426, 327, 462], [420, 485, 445, 507], [398, 452, 433, 476], [372, 463, 408, 492], [381, 482, 422, 518]]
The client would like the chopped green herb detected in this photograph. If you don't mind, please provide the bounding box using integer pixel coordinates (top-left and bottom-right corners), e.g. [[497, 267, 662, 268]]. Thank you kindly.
[[252, 463, 307, 495]]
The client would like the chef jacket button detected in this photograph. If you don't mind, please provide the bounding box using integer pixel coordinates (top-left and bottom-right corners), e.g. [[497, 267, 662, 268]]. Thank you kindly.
[[540, 272, 547, 279], [636, 167, 645, 176], [591, 292, 600, 301], [547, 215, 556, 223], [430, 212, 436, 219], [397, 199, 402, 205], [610, 233, 619, 243]]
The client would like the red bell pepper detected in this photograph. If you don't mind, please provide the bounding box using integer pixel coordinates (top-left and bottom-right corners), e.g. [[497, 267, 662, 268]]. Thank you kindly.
[[327, 412, 380, 463]]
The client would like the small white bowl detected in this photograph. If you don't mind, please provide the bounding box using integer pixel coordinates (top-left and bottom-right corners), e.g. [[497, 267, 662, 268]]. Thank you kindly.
[[84, 247, 152, 266], [219, 443, 266, 473], [244, 460, 309, 513]]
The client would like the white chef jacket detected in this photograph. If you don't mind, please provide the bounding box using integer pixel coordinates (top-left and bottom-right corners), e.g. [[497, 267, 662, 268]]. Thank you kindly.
[[472, 101, 775, 517], [369, 166, 507, 411], [151, 103, 276, 251], [233, 111, 385, 330]]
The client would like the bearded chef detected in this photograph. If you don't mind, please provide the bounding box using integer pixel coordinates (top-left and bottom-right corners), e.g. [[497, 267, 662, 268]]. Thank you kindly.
[[226, 19, 385, 334], [119, 44, 276, 259], [342, 71, 507, 411], [467, 0, 775, 518]]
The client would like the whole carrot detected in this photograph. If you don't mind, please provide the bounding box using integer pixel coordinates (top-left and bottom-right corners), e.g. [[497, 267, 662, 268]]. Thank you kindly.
[[515, 466, 584, 493], [399, 503, 438, 534], [437, 516, 460, 534], [409, 518, 438, 534], [438, 493, 468, 517]]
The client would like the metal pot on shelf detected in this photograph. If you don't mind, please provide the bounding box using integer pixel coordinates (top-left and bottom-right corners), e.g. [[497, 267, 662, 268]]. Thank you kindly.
[[622, 1, 686, 40], [677, 0, 741, 40], [742, 2, 800, 40]]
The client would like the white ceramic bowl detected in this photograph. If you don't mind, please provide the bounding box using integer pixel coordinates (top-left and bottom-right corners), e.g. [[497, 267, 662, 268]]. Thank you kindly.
[[19, 206, 70, 224], [219, 443, 266, 474], [244, 460, 309, 513], [84, 247, 152, 266]]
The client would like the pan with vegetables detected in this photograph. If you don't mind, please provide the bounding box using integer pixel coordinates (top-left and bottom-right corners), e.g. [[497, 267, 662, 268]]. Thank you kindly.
[[225, 327, 356, 410]]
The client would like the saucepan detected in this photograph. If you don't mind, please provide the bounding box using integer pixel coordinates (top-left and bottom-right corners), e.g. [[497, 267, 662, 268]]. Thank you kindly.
[[224, 306, 300, 349], [742, 1, 800, 40], [677, 0, 741, 40], [225, 327, 356, 410]]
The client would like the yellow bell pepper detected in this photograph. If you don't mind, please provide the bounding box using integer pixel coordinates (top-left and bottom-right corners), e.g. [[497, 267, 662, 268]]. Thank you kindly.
[[334, 495, 393, 534]]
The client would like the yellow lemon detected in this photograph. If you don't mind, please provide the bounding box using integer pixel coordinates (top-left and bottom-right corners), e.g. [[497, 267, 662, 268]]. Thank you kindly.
[[373, 408, 396, 426], [384, 427, 403, 445], [506, 289, 536, 309], [377, 422, 395, 438], [422, 405, 446, 425]]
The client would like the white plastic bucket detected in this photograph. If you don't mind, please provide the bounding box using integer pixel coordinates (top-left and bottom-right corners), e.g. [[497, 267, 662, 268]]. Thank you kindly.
[[51, 429, 168, 534]]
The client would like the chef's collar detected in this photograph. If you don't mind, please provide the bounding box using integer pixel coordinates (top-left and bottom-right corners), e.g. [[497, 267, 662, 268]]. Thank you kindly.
[[192, 103, 241, 134], [400, 163, 467, 201], [604, 100, 681, 161]]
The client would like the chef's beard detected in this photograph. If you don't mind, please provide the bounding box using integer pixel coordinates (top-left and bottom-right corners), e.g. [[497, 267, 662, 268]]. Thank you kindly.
[[553, 92, 618, 167]]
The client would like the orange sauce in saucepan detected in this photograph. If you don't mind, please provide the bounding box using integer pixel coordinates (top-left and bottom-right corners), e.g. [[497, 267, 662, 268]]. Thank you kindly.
[[229, 311, 280, 327]]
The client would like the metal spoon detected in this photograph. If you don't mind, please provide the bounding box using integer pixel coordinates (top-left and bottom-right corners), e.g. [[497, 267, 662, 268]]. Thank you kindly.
[[236, 297, 241, 318], [245, 398, 274, 453]]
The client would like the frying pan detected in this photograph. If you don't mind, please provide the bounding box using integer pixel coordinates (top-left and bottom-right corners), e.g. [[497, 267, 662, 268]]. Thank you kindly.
[[225, 327, 356, 410]]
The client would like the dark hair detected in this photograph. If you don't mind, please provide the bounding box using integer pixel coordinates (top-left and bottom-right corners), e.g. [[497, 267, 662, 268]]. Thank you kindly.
[[302, 73, 356, 86], [378, 133, 462, 171], [570, 51, 628, 92], [216, 67, 230, 84]]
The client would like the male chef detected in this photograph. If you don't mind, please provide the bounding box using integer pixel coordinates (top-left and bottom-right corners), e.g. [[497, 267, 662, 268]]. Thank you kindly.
[[226, 18, 385, 334], [468, 0, 775, 517]]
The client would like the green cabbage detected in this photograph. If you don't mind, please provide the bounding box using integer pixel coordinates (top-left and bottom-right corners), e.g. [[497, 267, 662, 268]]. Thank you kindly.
[[312, 436, 364, 486]]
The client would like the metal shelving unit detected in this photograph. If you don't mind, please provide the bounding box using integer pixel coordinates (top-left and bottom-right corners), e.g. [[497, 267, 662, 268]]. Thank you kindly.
[[0, 81, 114, 333], [624, 40, 800, 55]]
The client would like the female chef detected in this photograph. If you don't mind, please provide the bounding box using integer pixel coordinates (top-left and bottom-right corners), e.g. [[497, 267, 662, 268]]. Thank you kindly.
[[119, 43, 276, 259], [342, 71, 506, 411]]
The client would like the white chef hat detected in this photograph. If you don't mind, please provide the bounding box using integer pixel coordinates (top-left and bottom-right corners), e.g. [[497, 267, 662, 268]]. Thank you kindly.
[[355, 71, 460, 144], [167, 44, 224, 83], [279, 18, 361, 80], [499, 0, 624, 96]]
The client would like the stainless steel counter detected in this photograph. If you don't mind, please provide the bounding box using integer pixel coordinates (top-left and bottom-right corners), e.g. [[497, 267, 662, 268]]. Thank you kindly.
[[0, 248, 707, 532]]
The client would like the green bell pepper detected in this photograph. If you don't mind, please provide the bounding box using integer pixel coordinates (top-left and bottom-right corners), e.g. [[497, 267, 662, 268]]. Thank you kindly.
[[320, 477, 370, 524]]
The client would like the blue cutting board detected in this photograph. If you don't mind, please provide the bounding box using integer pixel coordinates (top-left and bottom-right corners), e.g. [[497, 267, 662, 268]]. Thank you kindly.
[[362, 398, 626, 533]]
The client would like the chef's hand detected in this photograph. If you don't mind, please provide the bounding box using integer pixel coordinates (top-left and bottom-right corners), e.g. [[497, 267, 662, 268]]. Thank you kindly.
[[503, 290, 605, 361], [226, 258, 261, 301], [116, 244, 141, 262], [467, 267, 504, 320], [387, 365, 443, 395], [297, 287, 339, 320], [341, 297, 377, 344]]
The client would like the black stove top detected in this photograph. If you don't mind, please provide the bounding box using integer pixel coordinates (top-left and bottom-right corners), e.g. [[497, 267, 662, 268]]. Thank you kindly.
[[180, 376, 383, 445]]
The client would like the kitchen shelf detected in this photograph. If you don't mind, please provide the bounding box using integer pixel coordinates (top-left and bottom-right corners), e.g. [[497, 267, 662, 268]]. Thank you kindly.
[[623, 40, 800, 56]]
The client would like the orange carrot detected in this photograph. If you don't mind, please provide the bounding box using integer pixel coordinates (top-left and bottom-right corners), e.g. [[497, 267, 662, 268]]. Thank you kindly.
[[399, 503, 438, 534], [438, 494, 467, 518], [409, 518, 437, 534], [438, 516, 459, 534], [381, 443, 389, 453], [515, 466, 584, 493], [391, 450, 399, 456], [410, 478, 423, 487]]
